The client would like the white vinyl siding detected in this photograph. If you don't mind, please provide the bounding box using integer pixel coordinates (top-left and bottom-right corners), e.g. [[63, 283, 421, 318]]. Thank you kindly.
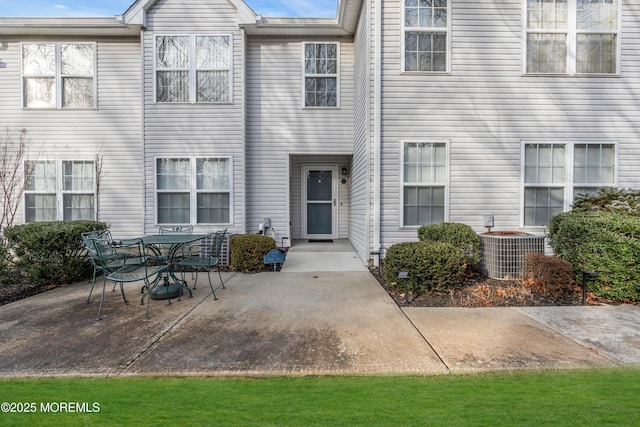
[[525, 0, 620, 75], [402, 0, 450, 73], [156, 157, 232, 225], [522, 141, 617, 227], [25, 159, 96, 222], [155, 34, 231, 103], [246, 37, 354, 240], [22, 42, 95, 109], [142, 0, 246, 235]]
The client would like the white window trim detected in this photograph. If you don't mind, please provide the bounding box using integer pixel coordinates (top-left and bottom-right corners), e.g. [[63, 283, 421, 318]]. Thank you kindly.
[[21, 42, 97, 109], [301, 42, 341, 109], [154, 156, 234, 226], [153, 34, 233, 104], [399, 139, 450, 228], [522, 0, 621, 76], [401, 0, 452, 75], [23, 158, 97, 222], [520, 141, 618, 229]]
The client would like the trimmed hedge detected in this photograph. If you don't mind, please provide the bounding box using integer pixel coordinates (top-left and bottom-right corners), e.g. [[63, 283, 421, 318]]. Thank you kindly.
[[230, 234, 277, 272], [418, 222, 481, 271], [3, 221, 108, 286], [548, 211, 640, 302], [384, 241, 467, 294]]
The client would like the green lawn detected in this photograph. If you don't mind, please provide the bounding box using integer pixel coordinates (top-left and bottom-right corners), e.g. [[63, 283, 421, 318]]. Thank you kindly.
[[1, 368, 638, 426]]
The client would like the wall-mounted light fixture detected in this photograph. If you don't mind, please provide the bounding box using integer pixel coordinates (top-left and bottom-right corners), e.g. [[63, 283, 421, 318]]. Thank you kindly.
[[341, 167, 348, 175]]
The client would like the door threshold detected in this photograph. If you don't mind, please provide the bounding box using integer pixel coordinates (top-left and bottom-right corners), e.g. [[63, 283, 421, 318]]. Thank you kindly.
[[308, 239, 334, 243]]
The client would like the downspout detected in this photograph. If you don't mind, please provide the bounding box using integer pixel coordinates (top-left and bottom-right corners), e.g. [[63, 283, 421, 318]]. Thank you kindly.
[[139, 28, 146, 236], [372, 0, 382, 265]]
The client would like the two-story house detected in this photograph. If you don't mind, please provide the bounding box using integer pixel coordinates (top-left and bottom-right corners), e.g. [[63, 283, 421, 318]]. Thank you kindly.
[[1, 0, 639, 265]]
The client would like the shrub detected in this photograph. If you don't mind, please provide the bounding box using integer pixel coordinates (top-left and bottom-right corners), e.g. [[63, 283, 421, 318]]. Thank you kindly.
[[0, 239, 10, 285], [417, 222, 480, 271], [230, 234, 276, 272], [572, 187, 640, 216], [548, 211, 640, 302], [522, 253, 576, 298], [384, 241, 467, 294], [3, 221, 107, 286]]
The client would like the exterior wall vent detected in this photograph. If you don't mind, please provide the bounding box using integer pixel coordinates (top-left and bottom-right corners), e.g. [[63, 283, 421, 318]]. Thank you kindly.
[[479, 232, 545, 280]]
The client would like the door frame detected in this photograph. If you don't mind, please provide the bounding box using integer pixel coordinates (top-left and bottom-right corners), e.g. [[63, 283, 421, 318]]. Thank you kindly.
[[301, 164, 338, 239]]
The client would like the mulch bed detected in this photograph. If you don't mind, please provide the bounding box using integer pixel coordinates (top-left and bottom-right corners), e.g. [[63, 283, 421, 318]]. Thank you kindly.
[[0, 282, 61, 306], [369, 266, 586, 308]]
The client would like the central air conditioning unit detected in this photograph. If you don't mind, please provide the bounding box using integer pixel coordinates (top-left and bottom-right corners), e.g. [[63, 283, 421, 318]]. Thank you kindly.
[[479, 232, 545, 280]]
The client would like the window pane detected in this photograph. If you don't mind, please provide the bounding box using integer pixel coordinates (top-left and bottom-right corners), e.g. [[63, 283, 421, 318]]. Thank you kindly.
[[524, 187, 564, 226], [405, 32, 446, 72], [577, 0, 618, 31], [197, 193, 230, 224], [156, 36, 189, 68], [304, 77, 337, 107], [157, 158, 190, 190], [63, 161, 95, 191], [527, 0, 568, 30], [577, 34, 616, 74], [404, 186, 445, 226], [23, 77, 55, 108], [404, 142, 446, 183], [63, 77, 94, 108], [25, 194, 56, 222], [61, 43, 94, 75], [26, 161, 56, 192], [157, 70, 189, 103], [197, 70, 229, 103], [524, 144, 565, 184], [157, 193, 190, 224], [22, 43, 55, 75], [196, 36, 230, 69], [63, 194, 94, 221], [574, 144, 615, 184], [526, 33, 567, 73], [197, 158, 230, 190]]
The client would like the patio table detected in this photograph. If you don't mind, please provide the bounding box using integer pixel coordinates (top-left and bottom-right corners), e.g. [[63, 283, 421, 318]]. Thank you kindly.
[[119, 233, 211, 300]]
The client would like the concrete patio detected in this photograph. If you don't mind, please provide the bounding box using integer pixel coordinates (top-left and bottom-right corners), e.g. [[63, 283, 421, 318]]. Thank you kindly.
[[0, 240, 638, 377]]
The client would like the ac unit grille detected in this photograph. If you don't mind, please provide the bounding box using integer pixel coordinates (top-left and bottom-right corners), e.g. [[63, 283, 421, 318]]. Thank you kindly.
[[479, 233, 545, 280], [199, 233, 233, 267]]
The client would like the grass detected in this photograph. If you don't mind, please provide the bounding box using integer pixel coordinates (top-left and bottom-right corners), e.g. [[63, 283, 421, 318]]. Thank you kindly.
[[1, 368, 639, 426]]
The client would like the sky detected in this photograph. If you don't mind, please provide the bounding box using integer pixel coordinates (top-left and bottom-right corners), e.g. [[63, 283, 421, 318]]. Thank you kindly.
[[0, 0, 338, 18]]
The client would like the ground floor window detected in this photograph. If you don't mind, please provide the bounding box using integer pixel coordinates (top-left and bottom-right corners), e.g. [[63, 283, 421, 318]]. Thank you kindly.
[[401, 141, 448, 226], [24, 160, 96, 222], [156, 157, 231, 225], [522, 142, 616, 227]]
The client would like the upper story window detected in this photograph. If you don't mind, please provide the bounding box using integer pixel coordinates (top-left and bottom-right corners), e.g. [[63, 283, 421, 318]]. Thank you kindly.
[[522, 142, 616, 227], [403, 0, 449, 73], [24, 160, 96, 222], [156, 157, 232, 225], [304, 43, 339, 108], [401, 141, 448, 226], [525, 0, 619, 75], [155, 35, 232, 103], [22, 43, 95, 109]]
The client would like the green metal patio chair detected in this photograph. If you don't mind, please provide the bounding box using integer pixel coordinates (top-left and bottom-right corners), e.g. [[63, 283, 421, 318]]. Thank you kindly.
[[177, 229, 227, 300], [82, 230, 143, 303], [91, 237, 168, 320]]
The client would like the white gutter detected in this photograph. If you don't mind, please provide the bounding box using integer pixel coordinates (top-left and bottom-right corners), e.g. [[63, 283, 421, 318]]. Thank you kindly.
[[373, 0, 382, 264]]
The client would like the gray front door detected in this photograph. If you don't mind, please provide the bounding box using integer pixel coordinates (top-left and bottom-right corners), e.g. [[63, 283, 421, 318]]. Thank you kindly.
[[302, 165, 337, 239]]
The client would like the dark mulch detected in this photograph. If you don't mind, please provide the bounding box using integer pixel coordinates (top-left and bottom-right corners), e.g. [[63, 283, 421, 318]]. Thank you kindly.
[[369, 266, 585, 308], [0, 281, 61, 306]]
